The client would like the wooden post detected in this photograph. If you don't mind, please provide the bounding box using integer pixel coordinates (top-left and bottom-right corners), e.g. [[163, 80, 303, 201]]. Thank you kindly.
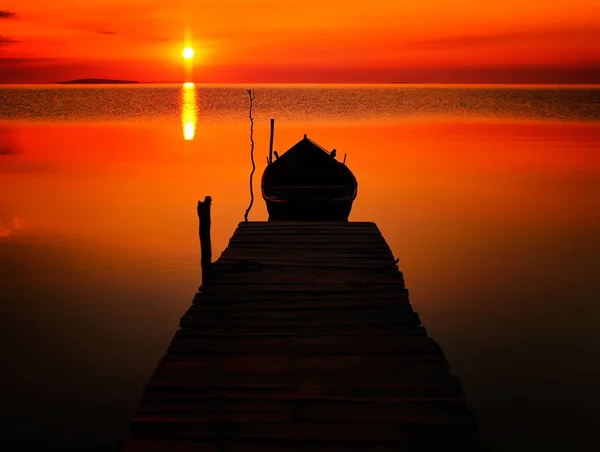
[[269, 118, 275, 164], [197, 196, 212, 288]]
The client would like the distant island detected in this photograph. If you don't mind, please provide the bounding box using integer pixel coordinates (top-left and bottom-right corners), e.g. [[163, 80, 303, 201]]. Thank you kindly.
[[57, 78, 139, 84]]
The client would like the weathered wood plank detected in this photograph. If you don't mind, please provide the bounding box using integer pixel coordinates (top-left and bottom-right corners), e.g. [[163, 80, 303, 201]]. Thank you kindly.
[[229, 236, 388, 244], [194, 290, 410, 302], [160, 351, 442, 365], [141, 377, 467, 399], [238, 221, 377, 227], [148, 360, 453, 388], [193, 289, 408, 303], [199, 284, 405, 295], [119, 438, 439, 452], [152, 355, 452, 372], [166, 334, 440, 355], [209, 268, 404, 285], [164, 324, 427, 337], [232, 232, 384, 239], [220, 250, 394, 259], [214, 259, 398, 270], [130, 420, 480, 442], [191, 297, 411, 311], [184, 305, 416, 318], [133, 399, 474, 426], [216, 253, 395, 263], [223, 244, 395, 255], [179, 313, 420, 329], [232, 226, 382, 233]]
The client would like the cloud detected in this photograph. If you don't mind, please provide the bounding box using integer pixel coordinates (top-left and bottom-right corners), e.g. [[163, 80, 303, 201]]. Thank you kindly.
[[407, 26, 600, 50], [0, 36, 20, 46], [0, 10, 17, 19], [0, 57, 55, 66], [94, 30, 117, 35]]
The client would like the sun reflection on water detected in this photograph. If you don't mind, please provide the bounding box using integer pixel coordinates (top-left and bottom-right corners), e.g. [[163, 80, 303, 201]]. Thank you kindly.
[[181, 83, 197, 140]]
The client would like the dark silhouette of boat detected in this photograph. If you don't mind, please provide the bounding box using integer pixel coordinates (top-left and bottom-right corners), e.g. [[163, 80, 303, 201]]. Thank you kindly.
[[261, 135, 358, 221]]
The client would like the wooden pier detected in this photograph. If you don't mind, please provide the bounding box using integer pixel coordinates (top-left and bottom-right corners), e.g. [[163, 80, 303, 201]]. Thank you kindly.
[[122, 220, 482, 451]]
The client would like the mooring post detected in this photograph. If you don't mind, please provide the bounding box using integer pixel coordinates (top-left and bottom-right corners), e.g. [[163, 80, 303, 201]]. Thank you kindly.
[[197, 196, 212, 288]]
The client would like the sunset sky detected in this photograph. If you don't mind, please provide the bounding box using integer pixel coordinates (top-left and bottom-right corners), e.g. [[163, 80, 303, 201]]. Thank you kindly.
[[1, 0, 599, 83]]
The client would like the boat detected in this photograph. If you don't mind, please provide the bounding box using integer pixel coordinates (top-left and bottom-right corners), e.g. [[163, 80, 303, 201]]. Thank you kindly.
[[261, 134, 358, 221]]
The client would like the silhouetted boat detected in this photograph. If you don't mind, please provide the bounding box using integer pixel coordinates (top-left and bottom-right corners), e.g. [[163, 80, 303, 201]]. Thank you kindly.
[[261, 135, 358, 221]]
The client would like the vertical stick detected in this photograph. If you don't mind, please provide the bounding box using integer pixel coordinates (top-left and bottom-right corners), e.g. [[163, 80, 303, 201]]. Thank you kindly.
[[244, 90, 256, 222], [269, 118, 275, 164], [197, 196, 212, 288]]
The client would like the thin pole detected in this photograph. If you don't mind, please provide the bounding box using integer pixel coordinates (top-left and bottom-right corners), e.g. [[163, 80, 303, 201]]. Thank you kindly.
[[197, 196, 212, 289], [243, 90, 256, 222], [269, 118, 275, 164]]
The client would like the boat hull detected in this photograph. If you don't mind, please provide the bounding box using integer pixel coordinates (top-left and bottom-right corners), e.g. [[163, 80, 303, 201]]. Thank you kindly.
[[260, 136, 358, 221], [266, 198, 354, 221]]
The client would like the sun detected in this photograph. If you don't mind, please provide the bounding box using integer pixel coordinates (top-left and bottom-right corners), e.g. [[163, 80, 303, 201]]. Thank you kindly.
[[182, 47, 195, 59]]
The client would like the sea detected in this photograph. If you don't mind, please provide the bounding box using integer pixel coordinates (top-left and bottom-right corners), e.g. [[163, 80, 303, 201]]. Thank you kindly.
[[1, 84, 599, 451]]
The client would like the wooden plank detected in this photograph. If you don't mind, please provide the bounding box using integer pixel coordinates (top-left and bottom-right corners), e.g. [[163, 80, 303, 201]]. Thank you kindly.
[[191, 296, 411, 311], [223, 245, 394, 256], [229, 236, 388, 244], [153, 355, 451, 372], [234, 225, 381, 231], [119, 438, 437, 452], [160, 349, 441, 363], [193, 289, 409, 301], [130, 420, 480, 442], [218, 253, 395, 264], [214, 259, 397, 270], [166, 334, 440, 355], [237, 221, 377, 227], [221, 248, 391, 256], [194, 290, 410, 302], [179, 314, 420, 329], [137, 393, 466, 408], [224, 244, 393, 253], [234, 230, 381, 235], [199, 284, 405, 294], [164, 325, 427, 337], [182, 305, 417, 320], [133, 399, 473, 426], [232, 230, 383, 237], [217, 252, 395, 263], [209, 273, 405, 286], [148, 360, 453, 388], [141, 377, 467, 399]]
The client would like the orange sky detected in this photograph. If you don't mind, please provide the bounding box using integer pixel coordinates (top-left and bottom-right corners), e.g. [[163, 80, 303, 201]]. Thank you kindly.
[[1, 0, 599, 83]]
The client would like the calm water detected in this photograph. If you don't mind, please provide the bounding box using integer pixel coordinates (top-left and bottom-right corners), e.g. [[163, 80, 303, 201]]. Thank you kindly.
[[1, 84, 599, 451]]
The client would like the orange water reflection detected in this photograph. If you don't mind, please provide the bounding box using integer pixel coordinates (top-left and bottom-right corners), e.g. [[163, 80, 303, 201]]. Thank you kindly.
[[181, 83, 197, 140], [1, 118, 598, 253], [0, 117, 599, 448], [1, 118, 598, 268]]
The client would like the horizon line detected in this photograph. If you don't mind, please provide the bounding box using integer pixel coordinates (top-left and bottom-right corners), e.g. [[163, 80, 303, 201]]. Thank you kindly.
[[2, 81, 600, 87]]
